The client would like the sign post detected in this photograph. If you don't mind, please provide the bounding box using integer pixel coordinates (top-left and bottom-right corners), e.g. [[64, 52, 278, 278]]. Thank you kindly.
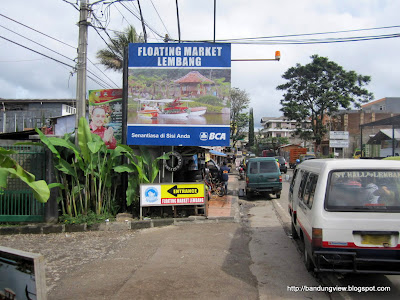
[[329, 131, 349, 158], [140, 182, 206, 219]]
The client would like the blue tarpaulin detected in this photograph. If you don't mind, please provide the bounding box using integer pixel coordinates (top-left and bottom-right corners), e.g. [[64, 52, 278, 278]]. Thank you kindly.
[[209, 150, 227, 157]]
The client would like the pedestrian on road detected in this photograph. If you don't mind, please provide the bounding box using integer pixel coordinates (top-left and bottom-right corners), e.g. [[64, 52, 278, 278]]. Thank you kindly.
[[220, 161, 230, 195]]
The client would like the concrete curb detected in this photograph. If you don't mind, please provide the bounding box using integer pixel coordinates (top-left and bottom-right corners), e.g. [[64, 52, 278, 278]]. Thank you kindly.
[[0, 175, 241, 236], [0, 215, 237, 235]]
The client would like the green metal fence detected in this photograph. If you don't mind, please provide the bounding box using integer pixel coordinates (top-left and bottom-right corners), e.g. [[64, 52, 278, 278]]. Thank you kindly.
[[0, 145, 46, 222]]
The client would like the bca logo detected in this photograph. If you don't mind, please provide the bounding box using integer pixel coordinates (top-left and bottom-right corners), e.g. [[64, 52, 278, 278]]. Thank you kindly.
[[199, 132, 208, 141], [200, 132, 226, 141]]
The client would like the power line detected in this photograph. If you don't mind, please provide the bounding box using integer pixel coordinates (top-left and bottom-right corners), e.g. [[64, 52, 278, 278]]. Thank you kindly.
[[0, 34, 113, 88], [0, 12, 76, 49], [171, 32, 400, 45], [1, 12, 118, 88], [88, 57, 120, 88], [0, 35, 76, 69], [119, 1, 164, 40], [149, 0, 170, 37], [216, 25, 400, 42], [223, 33, 400, 45], [0, 24, 76, 63]]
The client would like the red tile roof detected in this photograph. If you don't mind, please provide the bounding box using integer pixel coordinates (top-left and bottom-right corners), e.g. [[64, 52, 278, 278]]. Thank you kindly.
[[174, 71, 214, 84]]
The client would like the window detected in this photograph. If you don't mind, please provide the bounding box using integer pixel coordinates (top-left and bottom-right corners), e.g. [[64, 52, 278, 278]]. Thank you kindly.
[[248, 162, 258, 174], [289, 168, 300, 194], [325, 170, 400, 212], [298, 171, 309, 199], [259, 161, 277, 173], [302, 173, 318, 208]]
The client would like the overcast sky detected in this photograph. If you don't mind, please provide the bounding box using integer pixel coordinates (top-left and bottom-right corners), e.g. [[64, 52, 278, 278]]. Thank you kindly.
[[1, 0, 400, 126]]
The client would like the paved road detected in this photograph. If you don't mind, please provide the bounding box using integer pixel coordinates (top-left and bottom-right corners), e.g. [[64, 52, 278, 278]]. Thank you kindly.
[[271, 169, 400, 300], [2, 171, 400, 299]]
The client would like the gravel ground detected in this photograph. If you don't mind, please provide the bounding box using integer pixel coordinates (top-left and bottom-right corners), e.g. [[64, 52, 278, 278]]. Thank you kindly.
[[1, 230, 139, 293]]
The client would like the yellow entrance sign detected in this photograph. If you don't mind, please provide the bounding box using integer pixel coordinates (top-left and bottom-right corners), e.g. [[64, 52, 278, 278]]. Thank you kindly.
[[161, 183, 205, 198]]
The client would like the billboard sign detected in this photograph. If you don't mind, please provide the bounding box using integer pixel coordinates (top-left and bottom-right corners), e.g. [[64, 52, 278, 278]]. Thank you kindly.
[[329, 131, 349, 148], [88, 89, 123, 149], [127, 42, 231, 146], [0, 246, 47, 300], [140, 183, 205, 207], [329, 131, 349, 140]]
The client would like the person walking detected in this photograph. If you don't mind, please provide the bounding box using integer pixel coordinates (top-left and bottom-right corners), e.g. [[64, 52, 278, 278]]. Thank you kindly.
[[220, 161, 230, 195]]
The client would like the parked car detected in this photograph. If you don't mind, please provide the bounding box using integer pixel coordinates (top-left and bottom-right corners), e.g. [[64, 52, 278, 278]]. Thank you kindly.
[[289, 159, 400, 274], [245, 157, 282, 199], [298, 153, 316, 163], [274, 156, 288, 174]]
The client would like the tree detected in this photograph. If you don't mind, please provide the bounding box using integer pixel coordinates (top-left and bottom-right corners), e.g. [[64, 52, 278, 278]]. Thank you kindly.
[[96, 26, 144, 71], [277, 55, 373, 149], [230, 88, 250, 148], [248, 108, 254, 147], [264, 136, 289, 155]]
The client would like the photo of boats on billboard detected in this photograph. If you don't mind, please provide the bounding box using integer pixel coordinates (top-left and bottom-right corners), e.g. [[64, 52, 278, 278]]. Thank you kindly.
[[127, 68, 231, 126]]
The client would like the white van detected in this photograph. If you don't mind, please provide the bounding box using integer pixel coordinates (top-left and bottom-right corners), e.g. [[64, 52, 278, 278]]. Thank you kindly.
[[289, 159, 400, 274]]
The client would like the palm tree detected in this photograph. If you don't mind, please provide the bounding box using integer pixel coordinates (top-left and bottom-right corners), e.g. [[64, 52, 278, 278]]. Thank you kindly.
[[96, 26, 144, 71]]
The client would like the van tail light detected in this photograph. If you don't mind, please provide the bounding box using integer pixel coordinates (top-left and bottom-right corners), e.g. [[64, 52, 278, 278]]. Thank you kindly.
[[246, 177, 249, 184], [312, 227, 323, 248], [279, 175, 282, 182]]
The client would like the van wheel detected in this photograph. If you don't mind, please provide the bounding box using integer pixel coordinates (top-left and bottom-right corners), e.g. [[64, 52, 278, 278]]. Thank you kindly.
[[304, 247, 314, 272], [291, 222, 299, 239], [276, 192, 281, 199]]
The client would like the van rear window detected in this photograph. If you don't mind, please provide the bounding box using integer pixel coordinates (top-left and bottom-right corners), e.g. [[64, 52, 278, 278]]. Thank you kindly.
[[325, 170, 400, 212], [259, 161, 278, 173]]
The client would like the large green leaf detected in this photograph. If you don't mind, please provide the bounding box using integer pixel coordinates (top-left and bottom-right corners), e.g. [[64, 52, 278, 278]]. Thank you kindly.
[[87, 141, 104, 154], [2, 167, 50, 203], [0, 168, 8, 188], [78, 117, 92, 163], [35, 128, 61, 159]]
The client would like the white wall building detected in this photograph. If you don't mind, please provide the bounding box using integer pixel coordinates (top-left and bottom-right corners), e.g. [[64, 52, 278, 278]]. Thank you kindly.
[[260, 116, 310, 145]]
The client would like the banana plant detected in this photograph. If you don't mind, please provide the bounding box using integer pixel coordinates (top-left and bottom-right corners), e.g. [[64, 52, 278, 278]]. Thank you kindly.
[[0, 147, 56, 203], [114, 145, 170, 207], [34, 117, 125, 216]]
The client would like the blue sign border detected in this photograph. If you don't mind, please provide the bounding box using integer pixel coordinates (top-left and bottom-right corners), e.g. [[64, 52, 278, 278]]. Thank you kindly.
[[129, 43, 231, 68], [127, 125, 229, 146]]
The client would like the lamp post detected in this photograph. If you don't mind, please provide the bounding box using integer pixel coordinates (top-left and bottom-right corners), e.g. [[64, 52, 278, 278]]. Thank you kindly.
[[232, 51, 281, 62]]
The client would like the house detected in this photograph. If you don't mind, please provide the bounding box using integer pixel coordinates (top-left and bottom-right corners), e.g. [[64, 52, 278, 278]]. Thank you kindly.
[[260, 116, 310, 146], [0, 98, 76, 133], [328, 110, 400, 157], [367, 129, 400, 157], [361, 97, 400, 113], [174, 71, 215, 97]]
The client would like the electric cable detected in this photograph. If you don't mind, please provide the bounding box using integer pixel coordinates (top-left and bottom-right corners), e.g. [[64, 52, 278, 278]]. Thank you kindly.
[[0, 35, 75, 69], [1, 12, 118, 87], [216, 25, 400, 42], [0, 35, 114, 88], [0, 12, 76, 49], [149, 0, 171, 37], [119, 1, 164, 39], [0, 24, 76, 63]]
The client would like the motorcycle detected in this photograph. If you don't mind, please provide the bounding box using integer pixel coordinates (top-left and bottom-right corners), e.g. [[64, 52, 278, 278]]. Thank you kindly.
[[239, 166, 245, 180]]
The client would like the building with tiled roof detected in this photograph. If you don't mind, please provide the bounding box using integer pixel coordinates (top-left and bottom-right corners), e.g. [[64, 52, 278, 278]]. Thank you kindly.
[[174, 71, 215, 97]]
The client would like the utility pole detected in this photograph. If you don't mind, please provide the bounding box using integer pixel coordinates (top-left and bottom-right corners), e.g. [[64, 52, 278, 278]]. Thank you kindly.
[[76, 0, 89, 144]]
